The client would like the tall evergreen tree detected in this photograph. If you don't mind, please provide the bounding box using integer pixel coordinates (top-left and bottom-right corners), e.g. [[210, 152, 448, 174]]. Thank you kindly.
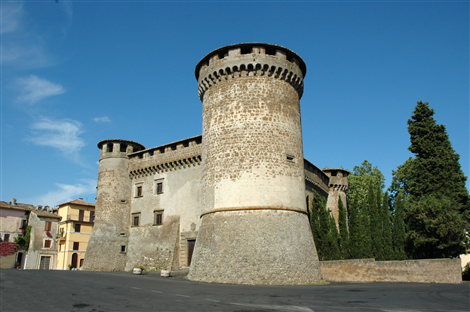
[[405, 101, 469, 258], [393, 190, 406, 260], [327, 214, 341, 260], [371, 183, 385, 260], [309, 191, 323, 260], [348, 196, 362, 259], [338, 196, 350, 259], [381, 191, 394, 260], [318, 196, 331, 260]]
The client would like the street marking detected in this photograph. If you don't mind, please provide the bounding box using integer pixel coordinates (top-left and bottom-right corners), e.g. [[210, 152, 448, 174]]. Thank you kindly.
[[175, 294, 191, 298], [206, 299, 220, 303], [152, 290, 163, 293], [131, 287, 141, 290], [229, 302, 314, 312]]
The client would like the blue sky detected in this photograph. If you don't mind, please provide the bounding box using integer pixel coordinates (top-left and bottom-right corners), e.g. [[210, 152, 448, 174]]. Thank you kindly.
[[1, 0, 468, 207]]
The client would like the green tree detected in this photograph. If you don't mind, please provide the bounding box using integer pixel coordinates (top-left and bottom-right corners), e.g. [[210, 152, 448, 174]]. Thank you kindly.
[[381, 191, 394, 260], [369, 179, 384, 260], [405, 101, 469, 258], [23, 225, 32, 251], [318, 196, 331, 260], [338, 196, 350, 259], [309, 192, 321, 259], [393, 190, 407, 260], [327, 215, 341, 260], [348, 196, 362, 259]]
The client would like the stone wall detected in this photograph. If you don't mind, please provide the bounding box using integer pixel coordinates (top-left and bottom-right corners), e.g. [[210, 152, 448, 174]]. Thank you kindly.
[[320, 258, 462, 283]]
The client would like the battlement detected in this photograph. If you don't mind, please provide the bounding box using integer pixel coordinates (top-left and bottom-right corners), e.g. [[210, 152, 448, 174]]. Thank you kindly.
[[304, 159, 330, 194], [128, 135, 202, 178], [322, 168, 349, 191], [195, 43, 306, 101], [98, 139, 146, 160]]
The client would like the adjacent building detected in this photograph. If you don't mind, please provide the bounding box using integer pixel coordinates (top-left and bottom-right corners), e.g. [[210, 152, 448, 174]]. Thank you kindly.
[[56, 199, 95, 269], [24, 207, 62, 270]]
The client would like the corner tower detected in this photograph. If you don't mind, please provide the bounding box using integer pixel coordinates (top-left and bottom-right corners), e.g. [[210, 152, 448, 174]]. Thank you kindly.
[[83, 139, 145, 271], [322, 168, 349, 225], [188, 43, 322, 285]]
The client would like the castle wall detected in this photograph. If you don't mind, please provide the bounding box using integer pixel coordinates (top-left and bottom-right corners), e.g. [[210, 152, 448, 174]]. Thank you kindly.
[[320, 258, 462, 284]]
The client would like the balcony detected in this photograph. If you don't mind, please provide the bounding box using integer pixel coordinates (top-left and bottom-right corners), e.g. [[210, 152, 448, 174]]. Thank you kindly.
[[66, 214, 94, 224], [56, 232, 66, 241]]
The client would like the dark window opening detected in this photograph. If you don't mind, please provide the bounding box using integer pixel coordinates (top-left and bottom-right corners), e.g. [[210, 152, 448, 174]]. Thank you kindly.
[[20, 219, 27, 230], [154, 211, 163, 225], [3, 234, 10, 242], [106, 143, 113, 153], [133, 214, 140, 227], [136, 186, 143, 197], [121, 245, 126, 253], [157, 182, 163, 194], [265, 47, 276, 56], [73, 242, 79, 251], [79, 210, 84, 222], [286, 155, 295, 162], [74, 224, 81, 233], [44, 240, 52, 248], [331, 171, 337, 176], [90, 211, 95, 222], [240, 46, 251, 55], [120, 144, 127, 153]]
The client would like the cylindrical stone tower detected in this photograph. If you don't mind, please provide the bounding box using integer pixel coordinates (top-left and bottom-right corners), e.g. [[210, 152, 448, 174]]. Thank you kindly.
[[322, 168, 349, 226], [83, 139, 145, 271], [188, 43, 322, 285]]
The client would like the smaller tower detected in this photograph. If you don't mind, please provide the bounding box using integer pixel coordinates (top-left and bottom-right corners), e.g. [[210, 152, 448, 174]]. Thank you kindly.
[[322, 168, 349, 225], [83, 139, 145, 271]]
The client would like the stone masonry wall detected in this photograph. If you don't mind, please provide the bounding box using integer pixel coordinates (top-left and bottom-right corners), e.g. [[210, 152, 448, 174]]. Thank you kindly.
[[320, 258, 462, 283]]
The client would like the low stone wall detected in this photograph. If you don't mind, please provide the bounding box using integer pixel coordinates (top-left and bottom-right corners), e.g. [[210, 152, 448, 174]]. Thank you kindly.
[[320, 258, 462, 284]]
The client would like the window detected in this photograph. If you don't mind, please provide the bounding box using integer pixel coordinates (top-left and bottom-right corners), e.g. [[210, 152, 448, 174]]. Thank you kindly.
[[286, 154, 295, 163], [156, 182, 163, 194], [45, 221, 52, 231], [44, 240, 52, 248], [135, 183, 144, 197], [3, 234, 10, 242], [79, 210, 84, 221], [154, 210, 163, 225], [121, 245, 126, 253], [137, 186, 143, 197], [90, 211, 95, 222], [20, 219, 27, 230], [74, 224, 81, 232], [73, 242, 79, 251], [132, 213, 140, 227]]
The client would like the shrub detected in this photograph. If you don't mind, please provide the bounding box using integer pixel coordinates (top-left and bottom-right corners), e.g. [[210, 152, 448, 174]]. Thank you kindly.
[[462, 263, 470, 281]]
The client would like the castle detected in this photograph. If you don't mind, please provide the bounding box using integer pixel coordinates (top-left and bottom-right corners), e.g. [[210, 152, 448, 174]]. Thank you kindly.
[[83, 43, 349, 285]]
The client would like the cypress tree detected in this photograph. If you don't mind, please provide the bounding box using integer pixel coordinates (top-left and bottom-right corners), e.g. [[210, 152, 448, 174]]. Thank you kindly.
[[393, 190, 406, 260], [359, 200, 372, 258], [372, 184, 385, 261], [405, 101, 469, 258], [309, 192, 322, 259], [348, 196, 362, 259], [366, 179, 377, 259], [382, 191, 394, 260], [318, 196, 331, 260], [328, 214, 341, 260], [338, 196, 350, 259]]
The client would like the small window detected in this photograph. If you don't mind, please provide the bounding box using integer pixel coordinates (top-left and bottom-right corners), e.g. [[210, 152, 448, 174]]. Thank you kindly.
[[132, 213, 140, 227], [154, 210, 163, 226], [286, 154, 295, 163], [20, 219, 27, 230], [90, 211, 95, 222], [121, 245, 126, 253], [157, 182, 163, 194], [44, 240, 52, 248], [73, 242, 79, 251], [135, 183, 143, 197], [3, 234, 10, 242], [45, 221, 52, 231], [74, 224, 81, 233]]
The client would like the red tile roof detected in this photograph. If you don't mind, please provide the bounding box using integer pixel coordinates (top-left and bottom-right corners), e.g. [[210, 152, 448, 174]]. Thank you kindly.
[[58, 199, 95, 207]]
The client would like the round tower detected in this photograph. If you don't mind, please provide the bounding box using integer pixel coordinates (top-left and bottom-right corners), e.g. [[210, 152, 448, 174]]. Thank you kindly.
[[83, 139, 145, 271], [188, 43, 322, 285], [322, 168, 349, 225]]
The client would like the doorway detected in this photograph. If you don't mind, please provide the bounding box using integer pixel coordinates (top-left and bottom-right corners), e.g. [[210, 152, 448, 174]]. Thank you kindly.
[[39, 256, 51, 270], [71, 253, 78, 268], [187, 240, 196, 266]]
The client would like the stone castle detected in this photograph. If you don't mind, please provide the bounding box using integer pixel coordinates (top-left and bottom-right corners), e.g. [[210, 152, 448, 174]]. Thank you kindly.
[[83, 43, 349, 285]]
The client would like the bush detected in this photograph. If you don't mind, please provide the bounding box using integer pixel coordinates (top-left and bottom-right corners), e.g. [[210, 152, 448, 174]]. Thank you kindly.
[[462, 263, 470, 281]]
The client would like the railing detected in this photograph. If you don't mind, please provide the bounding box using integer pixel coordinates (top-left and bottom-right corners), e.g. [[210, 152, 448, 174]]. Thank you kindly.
[[56, 232, 66, 239]]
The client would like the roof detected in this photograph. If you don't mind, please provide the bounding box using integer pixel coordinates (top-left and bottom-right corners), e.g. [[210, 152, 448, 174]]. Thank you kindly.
[[57, 199, 95, 208], [31, 209, 62, 220], [322, 167, 350, 173], [0, 201, 35, 212]]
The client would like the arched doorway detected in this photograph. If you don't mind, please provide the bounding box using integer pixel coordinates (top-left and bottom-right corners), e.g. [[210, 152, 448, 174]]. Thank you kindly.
[[71, 253, 78, 268]]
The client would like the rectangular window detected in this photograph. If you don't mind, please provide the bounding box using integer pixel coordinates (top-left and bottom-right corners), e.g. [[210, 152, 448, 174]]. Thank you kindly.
[[135, 183, 144, 197], [79, 210, 84, 221], [74, 224, 81, 232], [90, 211, 95, 222], [44, 240, 52, 248], [121, 245, 126, 253], [45, 221, 52, 231], [157, 182, 163, 194], [154, 210, 163, 225], [154, 179, 164, 195], [20, 219, 27, 230], [3, 234, 10, 242], [137, 186, 143, 197], [73, 242, 79, 250], [132, 213, 140, 227]]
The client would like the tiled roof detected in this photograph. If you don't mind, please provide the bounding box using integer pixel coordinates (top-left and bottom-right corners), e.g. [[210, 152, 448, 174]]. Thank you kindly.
[[0, 242, 20, 257], [0, 201, 35, 212], [58, 199, 95, 207], [31, 209, 61, 220]]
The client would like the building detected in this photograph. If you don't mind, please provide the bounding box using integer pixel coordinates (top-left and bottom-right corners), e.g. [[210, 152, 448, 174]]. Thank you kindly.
[[0, 198, 34, 268], [24, 207, 62, 270], [84, 43, 349, 285], [56, 199, 95, 270]]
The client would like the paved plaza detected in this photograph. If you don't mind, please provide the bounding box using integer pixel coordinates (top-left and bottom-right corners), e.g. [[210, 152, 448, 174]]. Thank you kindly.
[[1, 270, 469, 312]]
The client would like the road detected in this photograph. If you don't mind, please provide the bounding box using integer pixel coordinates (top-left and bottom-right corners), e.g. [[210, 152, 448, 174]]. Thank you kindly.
[[1, 270, 468, 312]]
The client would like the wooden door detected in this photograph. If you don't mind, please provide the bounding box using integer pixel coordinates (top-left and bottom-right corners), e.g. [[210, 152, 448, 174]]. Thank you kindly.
[[71, 253, 78, 268], [39, 256, 51, 270], [187, 240, 196, 266]]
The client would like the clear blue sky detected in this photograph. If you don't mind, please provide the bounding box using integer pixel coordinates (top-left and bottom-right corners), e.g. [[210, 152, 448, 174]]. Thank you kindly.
[[1, 0, 468, 207]]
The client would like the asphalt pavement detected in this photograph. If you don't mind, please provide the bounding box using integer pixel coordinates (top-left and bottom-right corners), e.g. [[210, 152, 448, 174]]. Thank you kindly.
[[1, 269, 468, 312]]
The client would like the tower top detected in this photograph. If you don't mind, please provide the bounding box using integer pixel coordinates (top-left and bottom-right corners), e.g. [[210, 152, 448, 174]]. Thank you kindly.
[[195, 43, 307, 101]]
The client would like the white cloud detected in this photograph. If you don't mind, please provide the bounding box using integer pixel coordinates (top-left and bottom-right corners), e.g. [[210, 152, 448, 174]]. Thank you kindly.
[[16, 75, 65, 104], [34, 179, 96, 207], [30, 118, 85, 159], [93, 116, 111, 122], [1, 2, 23, 34]]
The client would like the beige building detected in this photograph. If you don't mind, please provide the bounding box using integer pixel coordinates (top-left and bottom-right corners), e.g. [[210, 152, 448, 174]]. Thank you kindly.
[[56, 199, 95, 269]]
